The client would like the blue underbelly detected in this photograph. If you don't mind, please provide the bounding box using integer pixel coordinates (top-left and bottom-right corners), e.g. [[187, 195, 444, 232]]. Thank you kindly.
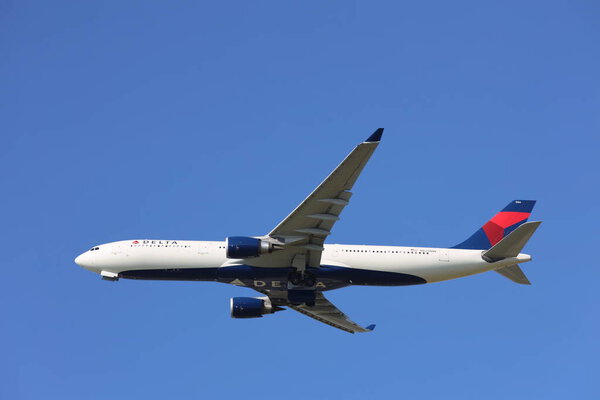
[[119, 264, 426, 290]]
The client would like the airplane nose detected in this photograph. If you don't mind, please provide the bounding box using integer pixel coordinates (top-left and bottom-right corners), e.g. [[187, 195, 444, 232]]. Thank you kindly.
[[74, 254, 83, 266], [74, 252, 93, 268]]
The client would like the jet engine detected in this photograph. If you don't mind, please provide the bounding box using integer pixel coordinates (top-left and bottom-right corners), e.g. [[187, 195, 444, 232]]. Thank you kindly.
[[230, 296, 284, 319], [226, 236, 276, 259]]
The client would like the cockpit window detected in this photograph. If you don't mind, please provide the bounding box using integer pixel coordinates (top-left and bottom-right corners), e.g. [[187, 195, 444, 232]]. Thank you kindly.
[[90, 247, 100, 251]]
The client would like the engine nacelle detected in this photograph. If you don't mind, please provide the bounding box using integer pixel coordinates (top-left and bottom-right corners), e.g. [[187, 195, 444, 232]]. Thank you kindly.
[[230, 296, 283, 319], [226, 236, 274, 259]]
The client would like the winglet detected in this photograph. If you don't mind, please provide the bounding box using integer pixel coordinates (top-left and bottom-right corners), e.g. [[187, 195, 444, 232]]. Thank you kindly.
[[365, 324, 376, 331], [365, 128, 384, 143]]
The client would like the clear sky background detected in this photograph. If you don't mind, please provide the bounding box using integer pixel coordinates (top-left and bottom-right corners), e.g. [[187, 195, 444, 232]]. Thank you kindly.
[[2, 1, 598, 399]]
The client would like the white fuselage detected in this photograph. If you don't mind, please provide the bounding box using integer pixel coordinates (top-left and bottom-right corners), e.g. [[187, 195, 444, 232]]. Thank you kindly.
[[75, 239, 531, 286]]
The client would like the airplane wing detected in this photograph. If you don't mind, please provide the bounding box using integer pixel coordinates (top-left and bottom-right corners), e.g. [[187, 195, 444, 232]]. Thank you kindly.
[[289, 292, 375, 334], [256, 129, 383, 268]]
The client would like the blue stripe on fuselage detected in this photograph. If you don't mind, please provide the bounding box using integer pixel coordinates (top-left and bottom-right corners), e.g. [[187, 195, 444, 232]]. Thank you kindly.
[[316, 265, 426, 287], [119, 265, 426, 290]]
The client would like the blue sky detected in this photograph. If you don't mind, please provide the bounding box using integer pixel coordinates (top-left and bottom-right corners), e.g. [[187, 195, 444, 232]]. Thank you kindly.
[[2, 1, 598, 399]]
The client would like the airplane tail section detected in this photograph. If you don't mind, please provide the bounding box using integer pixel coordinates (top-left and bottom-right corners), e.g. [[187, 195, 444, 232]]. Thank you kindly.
[[452, 200, 536, 250], [484, 220, 541, 285]]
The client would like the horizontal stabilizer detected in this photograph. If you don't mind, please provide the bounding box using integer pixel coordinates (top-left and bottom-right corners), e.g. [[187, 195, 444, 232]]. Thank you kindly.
[[495, 264, 531, 285], [483, 221, 541, 261]]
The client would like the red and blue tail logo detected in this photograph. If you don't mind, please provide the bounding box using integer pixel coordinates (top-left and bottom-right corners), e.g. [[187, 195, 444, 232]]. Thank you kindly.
[[453, 200, 536, 250]]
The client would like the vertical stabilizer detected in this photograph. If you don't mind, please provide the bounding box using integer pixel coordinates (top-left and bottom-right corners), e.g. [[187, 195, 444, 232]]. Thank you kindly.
[[453, 200, 536, 250]]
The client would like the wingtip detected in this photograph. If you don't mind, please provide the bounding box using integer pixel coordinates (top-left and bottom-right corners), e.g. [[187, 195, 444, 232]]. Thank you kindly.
[[365, 128, 384, 143], [365, 324, 376, 331]]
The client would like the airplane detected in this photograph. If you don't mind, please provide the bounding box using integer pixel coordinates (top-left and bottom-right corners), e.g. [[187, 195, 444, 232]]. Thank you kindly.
[[74, 129, 541, 333]]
